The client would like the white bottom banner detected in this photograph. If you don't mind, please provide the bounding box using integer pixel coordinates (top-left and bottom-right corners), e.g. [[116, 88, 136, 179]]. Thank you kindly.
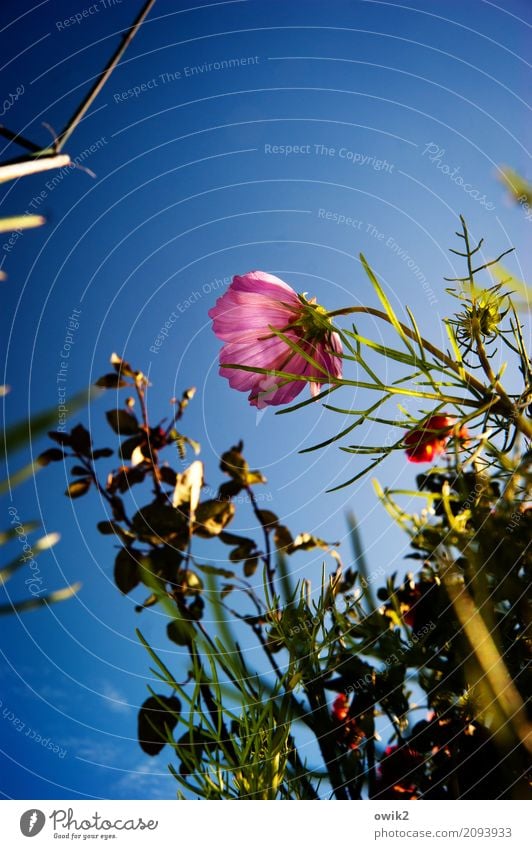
[[0, 800, 528, 848]]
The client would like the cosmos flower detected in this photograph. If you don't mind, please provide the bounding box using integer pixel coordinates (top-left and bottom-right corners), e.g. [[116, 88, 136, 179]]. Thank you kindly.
[[404, 414, 467, 463], [209, 271, 342, 408], [375, 744, 422, 799]]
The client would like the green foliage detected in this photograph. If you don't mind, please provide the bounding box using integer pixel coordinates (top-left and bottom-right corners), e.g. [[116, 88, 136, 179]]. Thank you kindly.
[[225, 218, 531, 492], [0, 389, 90, 616], [43, 217, 532, 800]]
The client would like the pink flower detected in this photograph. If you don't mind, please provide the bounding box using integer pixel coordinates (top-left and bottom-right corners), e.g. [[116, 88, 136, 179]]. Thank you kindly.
[[208, 271, 343, 408]]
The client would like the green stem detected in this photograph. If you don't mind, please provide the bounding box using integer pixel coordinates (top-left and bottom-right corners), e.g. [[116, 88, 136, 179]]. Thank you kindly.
[[246, 485, 276, 601], [327, 304, 532, 440], [305, 685, 348, 799], [472, 323, 532, 440], [327, 305, 488, 396], [55, 0, 157, 151], [223, 362, 481, 408]]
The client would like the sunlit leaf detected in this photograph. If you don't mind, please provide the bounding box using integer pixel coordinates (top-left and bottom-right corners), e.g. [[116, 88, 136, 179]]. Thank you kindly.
[[194, 500, 235, 537], [173, 460, 204, 519], [0, 582, 81, 616], [65, 478, 91, 499], [0, 214, 44, 233]]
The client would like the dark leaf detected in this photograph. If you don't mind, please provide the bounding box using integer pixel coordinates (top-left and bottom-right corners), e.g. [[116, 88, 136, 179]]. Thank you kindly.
[[219, 531, 254, 547], [187, 596, 204, 620], [167, 618, 196, 646], [71, 465, 89, 476], [147, 546, 183, 584], [107, 464, 147, 494], [111, 352, 137, 378], [37, 448, 65, 465], [218, 480, 243, 500], [110, 496, 127, 523], [243, 557, 259, 577], [114, 548, 141, 594], [70, 424, 92, 454], [119, 435, 143, 461], [48, 430, 72, 446], [92, 447, 114, 459], [220, 443, 247, 482], [257, 510, 279, 528], [176, 727, 211, 770], [106, 408, 139, 435], [195, 563, 236, 579], [132, 503, 188, 544], [229, 539, 258, 563], [97, 520, 124, 536], [95, 373, 128, 389], [273, 525, 293, 550], [138, 694, 181, 756], [160, 466, 177, 486]]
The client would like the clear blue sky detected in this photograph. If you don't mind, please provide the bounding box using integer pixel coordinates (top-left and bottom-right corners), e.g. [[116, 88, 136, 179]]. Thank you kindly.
[[1, 0, 530, 799]]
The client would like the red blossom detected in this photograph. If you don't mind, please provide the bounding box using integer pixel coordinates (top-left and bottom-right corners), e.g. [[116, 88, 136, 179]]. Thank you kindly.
[[331, 694, 365, 751], [332, 694, 350, 722], [404, 415, 468, 464]]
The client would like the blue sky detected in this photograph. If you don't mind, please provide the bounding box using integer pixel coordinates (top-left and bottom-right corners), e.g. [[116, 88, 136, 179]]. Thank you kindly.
[[0, 0, 530, 799]]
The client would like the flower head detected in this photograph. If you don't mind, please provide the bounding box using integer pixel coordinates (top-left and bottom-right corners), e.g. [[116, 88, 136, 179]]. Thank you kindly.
[[404, 414, 467, 464], [209, 271, 342, 408]]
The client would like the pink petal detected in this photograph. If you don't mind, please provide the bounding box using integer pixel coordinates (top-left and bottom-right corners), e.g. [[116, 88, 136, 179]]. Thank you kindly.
[[231, 271, 300, 301], [219, 331, 304, 394], [209, 296, 298, 341], [248, 354, 312, 408], [248, 373, 305, 409]]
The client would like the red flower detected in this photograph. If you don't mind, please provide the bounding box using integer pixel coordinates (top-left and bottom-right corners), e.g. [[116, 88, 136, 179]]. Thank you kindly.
[[332, 694, 350, 722], [404, 415, 467, 464], [331, 695, 365, 750]]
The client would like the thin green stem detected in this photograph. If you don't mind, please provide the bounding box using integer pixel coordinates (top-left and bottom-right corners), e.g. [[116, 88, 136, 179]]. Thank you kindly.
[[327, 305, 490, 399], [222, 362, 481, 408], [135, 378, 164, 497], [305, 685, 348, 800], [246, 485, 276, 601], [327, 304, 532, 439]]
